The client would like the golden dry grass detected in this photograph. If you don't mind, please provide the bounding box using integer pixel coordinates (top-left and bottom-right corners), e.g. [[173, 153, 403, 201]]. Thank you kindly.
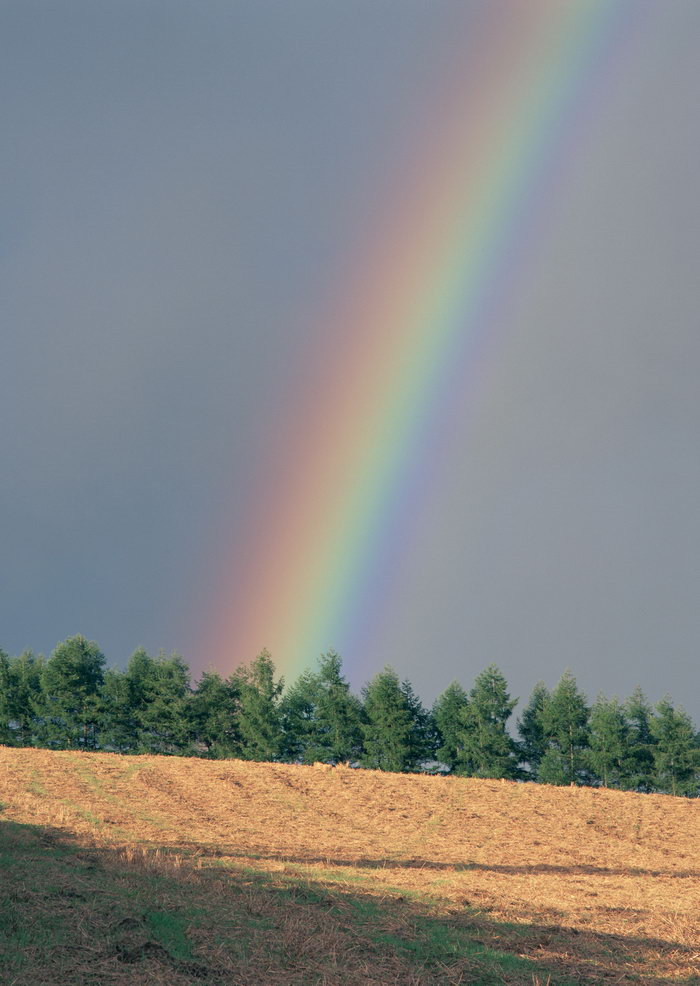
[[1, 746, 698, 984]]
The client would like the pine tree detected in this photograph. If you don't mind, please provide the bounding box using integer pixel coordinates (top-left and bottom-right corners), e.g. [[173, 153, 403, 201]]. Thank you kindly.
[[650, 698, 699, 797], [537, 670, 589, 786], [123, 647, 158, 751], [145, 652, 192, 755], [281, 651, 363, 764], [232, 650, 284, 761], [312, 650, 364, 763], [400, 677, 435, 767], [280, 669, 319, 762], [361, 667, 420, 772], [99, 667, 136, 753], [623, 687, 656, 792], [588, 694, 629, 788], [41, 636, 105, 749], [124, 648, 191, 755], [189, 671, 241, 758], [10, 652, 45, 746], [0, 650, 13, 744], [517, 682, 550, 777], [456, 665, 519, 778], [433, 681, 470, 771]]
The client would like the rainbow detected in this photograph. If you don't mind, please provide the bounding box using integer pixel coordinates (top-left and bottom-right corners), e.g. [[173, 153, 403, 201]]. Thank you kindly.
[[202, 0, 641, 683]]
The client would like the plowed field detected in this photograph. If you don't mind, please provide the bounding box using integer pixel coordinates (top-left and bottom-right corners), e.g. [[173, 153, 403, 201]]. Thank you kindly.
[[0, 747, 698, 984]]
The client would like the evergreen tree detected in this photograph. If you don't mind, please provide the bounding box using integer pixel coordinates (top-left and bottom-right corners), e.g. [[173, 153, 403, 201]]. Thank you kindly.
[[124, 648, 191, 755], [122, 646, 158, 751], [517, 682, 550, 777], [13, 652, 46, 747], [5, 629, 700, 794], [650, 698, 699, 797], [456, 665, 519, 778], [0, 650, 13, 744], [280, 651, 363, 764], [142, 652, 192, 755], [537, 670, 589, 786], [232, 650, 284, 761], [587, 694, 629, 788], [400, 677, 435, 767], [536, 746, 570, 786], [433, 681, 470, 771], [280, 668, 319, 762], [623, 687, 656, 792], [311, 651, 363, 763], [41, 636, 105, 749], [189, 671, 241, 758], [99, 667, 136, 753], [361, 667, 426, 772]]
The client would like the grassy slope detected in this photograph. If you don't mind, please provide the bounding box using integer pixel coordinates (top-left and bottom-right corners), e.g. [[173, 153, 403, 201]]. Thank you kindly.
[[0, 747, 698, 985]]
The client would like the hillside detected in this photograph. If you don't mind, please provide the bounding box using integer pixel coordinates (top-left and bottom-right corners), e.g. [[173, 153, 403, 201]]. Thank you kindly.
[[0, 747, 698, 984]]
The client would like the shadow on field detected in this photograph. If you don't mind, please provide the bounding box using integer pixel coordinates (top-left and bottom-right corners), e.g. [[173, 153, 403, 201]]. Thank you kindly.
[[184, 845, 700, 880], [1, 820, 698, 986]]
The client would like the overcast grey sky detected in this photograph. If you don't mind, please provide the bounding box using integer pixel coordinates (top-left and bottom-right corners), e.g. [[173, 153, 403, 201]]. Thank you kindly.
[[1, 1, 699, 721]]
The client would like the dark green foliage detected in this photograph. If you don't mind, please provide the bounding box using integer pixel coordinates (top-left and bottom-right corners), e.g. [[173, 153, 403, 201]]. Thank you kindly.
[[189, 670, 241, 758], [281, 650, 363, 763], [99, 667, 135, 753], [232, 650, 284, 761], [0, 650, 12, 744], [587, 694, 630, 788], [650, 698, 699, 797], [517, 682, 549, 777], [400, 677, 436, 768], [124, 648, 192, 755], [433, 681, 470, 771], [623, 687, 656, 792], [7, 652, 45, 747], [537, 671, 589, 786], [314, 651, 365, 764], [361, 667, 414, 771], [455, 665, 519, 779], [1, 632, 699, 797], [41, 636, 105, 749], [433, 669, 519, 778], [361, 667, 430, 772], [280, 668, 320, 762]]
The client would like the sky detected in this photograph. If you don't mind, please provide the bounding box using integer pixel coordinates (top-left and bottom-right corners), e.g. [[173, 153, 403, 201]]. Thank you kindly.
[[2, 1, 699, 722]]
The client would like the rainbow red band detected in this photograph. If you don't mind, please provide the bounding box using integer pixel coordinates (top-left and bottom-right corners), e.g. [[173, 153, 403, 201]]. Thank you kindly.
[[201, 0, 641, 681]]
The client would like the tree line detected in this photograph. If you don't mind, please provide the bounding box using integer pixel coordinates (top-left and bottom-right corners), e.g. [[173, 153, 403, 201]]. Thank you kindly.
[[1, 636, 698, 796]]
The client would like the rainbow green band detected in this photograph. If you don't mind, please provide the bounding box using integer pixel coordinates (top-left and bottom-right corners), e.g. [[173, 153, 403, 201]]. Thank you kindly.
[[203, 0, 640, 682]]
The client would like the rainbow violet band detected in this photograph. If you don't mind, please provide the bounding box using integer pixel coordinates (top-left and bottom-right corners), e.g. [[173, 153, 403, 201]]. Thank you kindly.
[[202, 0, 642, 682]]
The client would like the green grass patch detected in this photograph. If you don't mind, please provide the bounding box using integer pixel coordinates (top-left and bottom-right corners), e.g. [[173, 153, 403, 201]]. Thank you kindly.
[[28, 769, 48, 796], [122, 761, 146, 779], [63, 802, 104, 827], [59, 757, 168, 830], [0, 819, 668, 985], [146, 910, 194, 960]]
